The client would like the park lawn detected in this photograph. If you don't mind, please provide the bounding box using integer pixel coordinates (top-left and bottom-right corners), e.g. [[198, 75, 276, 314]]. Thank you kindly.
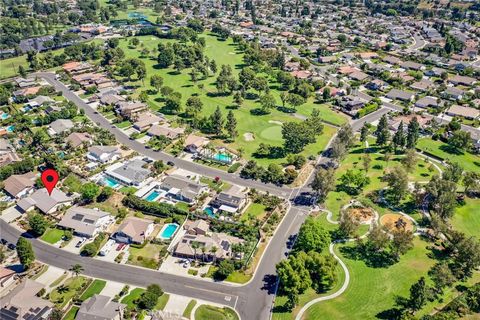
[[240, 202, 267, 224], [451, 198, 480, 239], [116, 34, 339, 166], [303, 239, 434, 320], [325, 139, 441, 220], [195, 305, 239, 320], [416, 138, 480, 173], [121, 288, 145, 308], [79, 279, 107, 301], [63, 306, 79, 320], [183, 299, 197, 318], [128, 243, 164, 269], [155, 293, 170, 310], [49, 276, 89, 308], [40, 228, 64, 244]]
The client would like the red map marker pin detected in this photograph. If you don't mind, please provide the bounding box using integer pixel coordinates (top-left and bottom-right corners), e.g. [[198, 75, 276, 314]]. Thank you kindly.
[[41, 169, 59, 196]]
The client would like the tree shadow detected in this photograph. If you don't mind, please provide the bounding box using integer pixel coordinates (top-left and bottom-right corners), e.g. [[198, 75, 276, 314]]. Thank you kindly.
[[376, 307, 403, 319], [439, 144, 464, 155], [339, 245, 397, 268], [206, 91, 230, 98], [261, 274, 278, 294], [250, 108, 269, 116], [277, 106, 296, 113], [245, 92, 258, 100]]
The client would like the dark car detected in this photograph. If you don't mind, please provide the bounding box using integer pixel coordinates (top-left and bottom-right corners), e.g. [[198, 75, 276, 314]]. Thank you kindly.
[[7, 243, 16, 250], [167, 161, 175, 166], [0, 239, 7, 245]]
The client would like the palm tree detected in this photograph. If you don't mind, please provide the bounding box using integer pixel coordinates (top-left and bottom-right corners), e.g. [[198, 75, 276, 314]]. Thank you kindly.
[[201, 246, 206, 262], [70, 264, 83, 277], [210, 246, 218, 264], [191, 242, 200, 261]]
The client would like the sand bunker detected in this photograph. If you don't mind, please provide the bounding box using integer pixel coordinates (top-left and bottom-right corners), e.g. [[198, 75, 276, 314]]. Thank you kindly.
[[268, 120, 283, 125], [243, 132, 254, 141], [380, 213, 414, 232]]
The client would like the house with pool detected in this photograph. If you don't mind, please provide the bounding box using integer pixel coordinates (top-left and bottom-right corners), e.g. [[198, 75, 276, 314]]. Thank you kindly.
[[159, 175, 209, 204], [173, 219, 244, 262], [209, 186, 248, 215], [111, 216, 154, 244], [102, 158, 152, 188]]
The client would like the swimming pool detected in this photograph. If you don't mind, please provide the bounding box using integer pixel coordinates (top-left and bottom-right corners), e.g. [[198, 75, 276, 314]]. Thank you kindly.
[[103, 176, 120, 188], [6, 125, 14, 132], [1, 113, 8, 120], [159, 223, 179, 239], [213, 153, 232, 163], [204, 206, 216, 218], [145, 190, 160, 202]]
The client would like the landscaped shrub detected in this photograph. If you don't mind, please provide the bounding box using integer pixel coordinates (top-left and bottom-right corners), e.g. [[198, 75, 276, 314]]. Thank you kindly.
[[122, 195, 188, 218]]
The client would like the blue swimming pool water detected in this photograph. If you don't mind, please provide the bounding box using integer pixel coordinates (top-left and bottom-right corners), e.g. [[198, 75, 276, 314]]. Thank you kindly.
[[160, 223, 178, 239], [104, 176, 119, 188], [145, 191, 160, 202], [6, 125, 14, 132], [213, 153, 231, 163], [1, 113, 8, 120], [204, 207, 215, 218]]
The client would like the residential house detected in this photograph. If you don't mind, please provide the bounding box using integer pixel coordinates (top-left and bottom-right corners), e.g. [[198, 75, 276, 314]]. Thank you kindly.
[[17, 188, 73, 214], [112, 217, 154, 244], [443, 87, 464, 100], [386, 89, 415, 102], [339, 95, 367, 116], [147, 124, 185, 140], [104, 158, 151, 187], [210, 187, 247, 214], [13, 86, 41, 98], [400, 61, 425, 71], [0, 279, 53, 320], [173, 221, 244, 261], [76, 295, 126, 320], [47, 119, 74, 136], [446, 105, 480, 120], [424, 67, 447, 77], [160, 175, 209, 204], [388, 114, 433, 132], [348, 71, 369, 81], [184, 219, 209, 236], [133, 112, 164, 131], [87, 145, 121, 163], [448, 75, 477, 87], [25, 95, 55, 107], [3, 172, 36, 198], [115, 101, 148, 119], [58, 207, 115, 238], [63, 61, 94, 75], [66, 132, 92, 148], [366, 79, 388, 91], [15, 77, 37, 88], [415, 96, 445, 109], [0, 267, 16, 294], [100, 93, 125, 106], [184, 134, 209, 153], [410, 79, 434, 92], [0, 151, 20, 167]]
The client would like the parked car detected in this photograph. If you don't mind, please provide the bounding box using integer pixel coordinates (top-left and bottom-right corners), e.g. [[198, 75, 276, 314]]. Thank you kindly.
[[7, 243, 16, 250], [75, 238, 86, 248], [0, 239, 7, 245]]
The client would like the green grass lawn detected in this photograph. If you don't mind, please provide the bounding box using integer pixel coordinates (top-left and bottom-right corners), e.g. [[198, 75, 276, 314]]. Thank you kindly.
[[451, 198, 480, 239], [240, 202, 267, 224], [175, 201, 190, 211], [115, 120, 132, 129], [116, 34, 343, 166], [79, 279, 107, 301], [195, 305, 239, 320], [49, 276, 88, 308], [183, 299, 197, 318], [303, 239, 434, 320], [40, 228, 65, 244], [62, 173, 83, 193], [155, 293, 170, 310], [325, 139, 442, 220], [63, 306, 79, 320], [128, 243, 164, 269], [416, 138, 480, 173], [121, 288, 145, 308]]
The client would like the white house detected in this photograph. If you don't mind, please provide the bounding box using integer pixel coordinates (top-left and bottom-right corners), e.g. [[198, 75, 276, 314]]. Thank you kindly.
[[57, 207, 115, 238], [87, 146, 121, 163]]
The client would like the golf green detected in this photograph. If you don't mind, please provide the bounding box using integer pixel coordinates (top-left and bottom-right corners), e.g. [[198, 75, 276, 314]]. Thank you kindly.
[[260, 125, 283, 142]]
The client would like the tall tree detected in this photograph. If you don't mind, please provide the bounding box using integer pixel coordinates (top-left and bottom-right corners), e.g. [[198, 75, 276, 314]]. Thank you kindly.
[[375, 114, 390, 146], [28, 213, 48, 236], [225, 110, 238, 140], [150, 75, 163, 93], [185, 96, 203, 117], [401, 149, 417, 173], [392, 122, 406, 150], [210, 106, 224, 136], [385, 166, 409, 204], [282, 122, 316, 154], [295, 217, 330, 252], [360, 124, 369, 142], [406, 117, 420, 149], [70, 264, 83, 277], [311, 168, 335, 201], [16, 237, 35, 269]]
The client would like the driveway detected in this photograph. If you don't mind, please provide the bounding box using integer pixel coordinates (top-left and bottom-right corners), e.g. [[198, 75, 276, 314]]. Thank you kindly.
[[62, 236, 88, 254], [163, 293, 192, 315], [1, 206, 23, 223], [35, 266, 66, 288], [95, 243, 126, 263], [158, 256, 210, 278], [99, 280, 127, 298]]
